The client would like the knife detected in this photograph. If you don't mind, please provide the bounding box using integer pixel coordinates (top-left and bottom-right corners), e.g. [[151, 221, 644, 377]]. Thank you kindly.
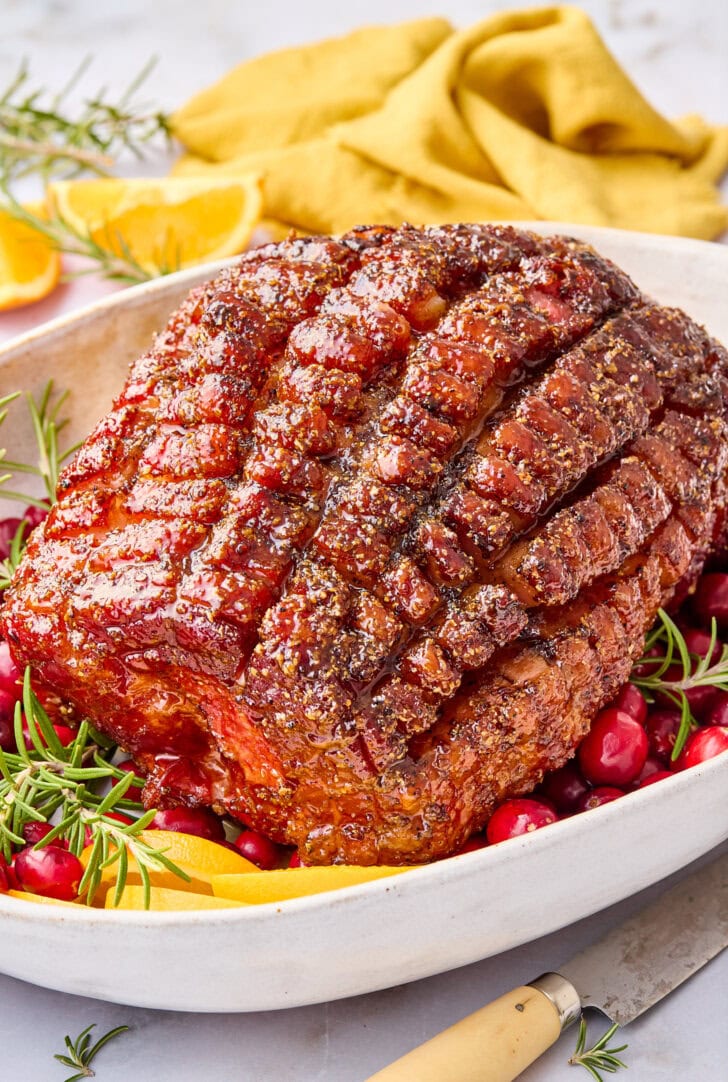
[[366, 851, 728, 1082]]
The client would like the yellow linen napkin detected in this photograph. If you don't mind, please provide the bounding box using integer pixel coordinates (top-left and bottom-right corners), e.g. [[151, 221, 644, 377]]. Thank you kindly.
[[172, 6, 728, 239]]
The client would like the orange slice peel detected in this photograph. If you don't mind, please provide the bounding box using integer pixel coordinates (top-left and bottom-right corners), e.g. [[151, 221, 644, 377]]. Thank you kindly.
[[0, 202, 61, 310], [48, 174, 263, 275]]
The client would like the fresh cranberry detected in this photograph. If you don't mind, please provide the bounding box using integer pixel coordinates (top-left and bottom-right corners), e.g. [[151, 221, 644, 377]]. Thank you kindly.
[[645, 709, 685, 761], [704, 692, 728, 728], [638, 770, 673, 788], [0, 852, 17, 892], [455, 834, 488, 856], [693, 574, 728, 630], [14, 844, 83, 901], [578, 709, 648, 786], [0, 642, 21, 697], [575, 786, 624, 812], [540, 763, 590, 814], [0, 517, 24, 562], [632, 754, 665, 787], [234, 829, 280, 870], [22, 821, 66, 847], [485, 798, 558, 845], [21, 720, 77, 749], [22, 503, 50, 530], [5, 858, 20, 890], [651, 665, 682, 709], [672, 726, 728, 771], [610, 684, 648, 725], [684, 685, 720, 721], [113, 759, 145, 801], [652, 667, 717, 719], [682, 627, 723, 666], [217, 839, 244, 854], [148, 807, 225, 842], [631, 646, 663, 678], [0, 688, 17, 751], [652, 643, 720, 720]]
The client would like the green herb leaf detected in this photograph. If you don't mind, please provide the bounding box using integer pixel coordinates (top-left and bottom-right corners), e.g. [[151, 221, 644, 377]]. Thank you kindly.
[[0, 58, 173, 285], [631, 608, 728, 758], [0, 193, 179, 284], [0, 518, 29, 588], [54, 1022, 130, 1081], [0, 668, 189, 904], [0, 378, 77, 511], [569, 1018, 628, 1081], [0, 56, 169, 187]]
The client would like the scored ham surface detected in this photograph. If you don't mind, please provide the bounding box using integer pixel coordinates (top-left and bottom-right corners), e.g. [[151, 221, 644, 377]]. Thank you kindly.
[[4, 224, 728, 864]]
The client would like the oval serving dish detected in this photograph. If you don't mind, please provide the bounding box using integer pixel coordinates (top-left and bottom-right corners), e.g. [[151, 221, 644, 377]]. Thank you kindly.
[[0, 224, 726, 1013]]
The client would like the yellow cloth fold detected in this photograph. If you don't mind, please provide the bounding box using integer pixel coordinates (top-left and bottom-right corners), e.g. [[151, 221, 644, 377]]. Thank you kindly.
[[172, 6, 728, 239]]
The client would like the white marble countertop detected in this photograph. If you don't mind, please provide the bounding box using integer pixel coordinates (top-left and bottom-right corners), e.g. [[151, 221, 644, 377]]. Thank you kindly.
[[1, 2, 727, 1080]]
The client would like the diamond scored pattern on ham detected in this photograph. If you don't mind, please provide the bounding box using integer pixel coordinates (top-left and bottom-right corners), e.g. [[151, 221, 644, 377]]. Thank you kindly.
[[4, 224, 728, 864]]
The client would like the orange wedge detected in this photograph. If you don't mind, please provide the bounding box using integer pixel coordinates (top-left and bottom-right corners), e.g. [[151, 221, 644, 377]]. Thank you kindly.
[[107, 885, 248, 911], [48, 175, 263, 275], [0, 202, 61, 310], [83, 864, 213, 904], [212, 865, 411, 905], [7, 889, 80, 907], [80, 829, 257, 905], [134, 830, 258, 876]]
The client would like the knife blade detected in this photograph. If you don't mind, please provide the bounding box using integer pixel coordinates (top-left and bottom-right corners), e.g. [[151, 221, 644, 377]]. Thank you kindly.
[[366, 851, 728, 1082], [557, 849, 728, 1025]]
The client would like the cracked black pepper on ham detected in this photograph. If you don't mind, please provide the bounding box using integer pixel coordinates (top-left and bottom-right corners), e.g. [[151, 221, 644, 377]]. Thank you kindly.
[[3, 224, 727, 865]]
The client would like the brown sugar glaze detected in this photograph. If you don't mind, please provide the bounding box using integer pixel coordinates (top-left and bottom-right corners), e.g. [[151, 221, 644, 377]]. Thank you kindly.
[[4, 224, 728, 863]]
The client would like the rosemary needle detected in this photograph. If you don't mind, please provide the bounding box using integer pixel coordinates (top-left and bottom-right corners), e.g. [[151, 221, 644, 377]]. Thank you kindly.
[[54, 1023, 130, 1082], [569, 1018, 628, 1081], [0, 192, 175, 285], [0, 57, 173, 284], [0, 56, 170, 187], [0, 675, 190, 906], [0, 380, 81, 506], [630, 608, 728, 759]]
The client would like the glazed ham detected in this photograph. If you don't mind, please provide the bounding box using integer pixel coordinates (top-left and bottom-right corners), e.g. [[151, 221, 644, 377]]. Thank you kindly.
[[4, 224, 728, 864]]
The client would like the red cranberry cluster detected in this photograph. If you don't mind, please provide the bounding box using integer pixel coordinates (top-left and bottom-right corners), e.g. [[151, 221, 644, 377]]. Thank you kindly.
[[0, 600, 88, 899], [457, 570, 728, 853]]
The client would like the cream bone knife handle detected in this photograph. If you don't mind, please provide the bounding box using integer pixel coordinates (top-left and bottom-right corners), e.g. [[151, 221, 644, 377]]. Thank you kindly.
[[365, 973, 582, 1082]]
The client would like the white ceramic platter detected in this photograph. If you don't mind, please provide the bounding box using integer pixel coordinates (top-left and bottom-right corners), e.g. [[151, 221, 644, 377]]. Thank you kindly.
[[0, 225, 726, 1013]]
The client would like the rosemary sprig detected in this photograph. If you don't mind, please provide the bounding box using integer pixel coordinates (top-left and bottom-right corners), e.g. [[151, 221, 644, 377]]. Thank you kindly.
[[0, 58, 175, 283], [569, 1019, 628, 1081], [54, 1022, 129, 1082], [0, 192, 175, 284], [0, 390, 22, 493], [630, 608, 728, 759], [0, 670, 190, 906], [0, 379, 81, 507], [0, 520, 29, 590], [0, 57, 170, 186]]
